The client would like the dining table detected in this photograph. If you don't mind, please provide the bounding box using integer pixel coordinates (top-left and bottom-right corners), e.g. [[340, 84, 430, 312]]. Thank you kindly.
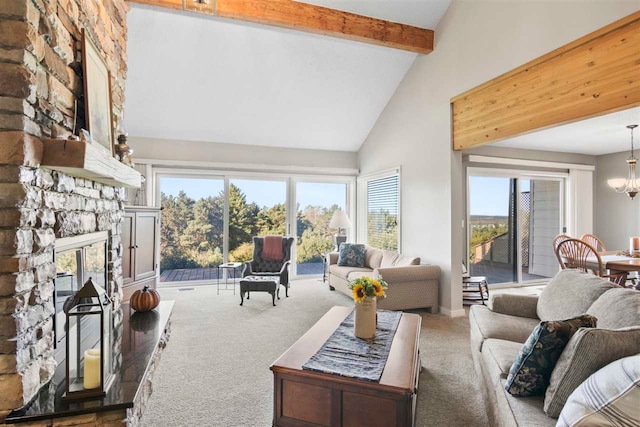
[[587, 251, 640, 290]]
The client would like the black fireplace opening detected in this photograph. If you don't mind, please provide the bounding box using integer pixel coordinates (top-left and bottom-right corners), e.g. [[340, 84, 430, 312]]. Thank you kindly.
[[53, 232, 109, 363]]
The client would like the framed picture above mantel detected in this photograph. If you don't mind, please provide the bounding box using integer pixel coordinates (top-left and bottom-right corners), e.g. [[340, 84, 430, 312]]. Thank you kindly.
[[81, 29, 115, 156]]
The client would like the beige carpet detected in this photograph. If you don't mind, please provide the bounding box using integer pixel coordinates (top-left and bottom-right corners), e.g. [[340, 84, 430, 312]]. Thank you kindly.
[[141, 280, 489, 427]]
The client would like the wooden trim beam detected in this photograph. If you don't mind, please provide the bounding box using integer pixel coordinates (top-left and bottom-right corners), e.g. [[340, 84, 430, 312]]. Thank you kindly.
[[126, 0, 434, 54], [451, 11, 640, 151]]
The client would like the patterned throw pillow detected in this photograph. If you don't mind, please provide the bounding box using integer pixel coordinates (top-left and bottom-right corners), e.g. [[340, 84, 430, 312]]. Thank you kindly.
[[337, 244, 366, 268], [557, 355, 640, 427], [505, 315, 597, 397]]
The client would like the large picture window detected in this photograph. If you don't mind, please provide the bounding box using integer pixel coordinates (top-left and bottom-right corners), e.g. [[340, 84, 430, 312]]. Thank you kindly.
[[155, 171, 354, 283], [359, 170, 400, 251]]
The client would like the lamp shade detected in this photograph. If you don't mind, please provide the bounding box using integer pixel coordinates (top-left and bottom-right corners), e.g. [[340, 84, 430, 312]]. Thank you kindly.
[[607, 178, 627, 190], [329, 209, 352, 229]]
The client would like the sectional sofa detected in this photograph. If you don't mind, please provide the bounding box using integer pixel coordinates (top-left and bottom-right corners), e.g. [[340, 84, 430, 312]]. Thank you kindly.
[[470, 270, 640, 426]]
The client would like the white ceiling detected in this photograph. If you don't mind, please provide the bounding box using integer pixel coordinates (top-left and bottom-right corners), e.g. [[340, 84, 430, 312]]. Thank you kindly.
[[296, 0, 452, 29], [124, 2, 451, 152], [493, 107, 640, 156]]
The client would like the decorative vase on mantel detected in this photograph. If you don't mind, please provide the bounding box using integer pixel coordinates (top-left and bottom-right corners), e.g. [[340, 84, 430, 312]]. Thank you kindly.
[[349, 276, 388, 339], [354, 296, 377, 339]]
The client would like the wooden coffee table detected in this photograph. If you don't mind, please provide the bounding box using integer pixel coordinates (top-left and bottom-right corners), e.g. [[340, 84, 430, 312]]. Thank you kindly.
[[270, 306, 421, 427]]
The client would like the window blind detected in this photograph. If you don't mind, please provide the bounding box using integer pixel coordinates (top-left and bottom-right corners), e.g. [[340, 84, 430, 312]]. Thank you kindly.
[[367, 175, 399, 251]]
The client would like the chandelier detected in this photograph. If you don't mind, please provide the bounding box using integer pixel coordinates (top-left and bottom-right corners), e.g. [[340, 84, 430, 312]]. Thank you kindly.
[[608, 124, 639, 200]]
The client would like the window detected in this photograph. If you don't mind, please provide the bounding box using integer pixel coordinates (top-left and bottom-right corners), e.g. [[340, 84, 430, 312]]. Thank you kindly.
[[359, 170, 400, 251]]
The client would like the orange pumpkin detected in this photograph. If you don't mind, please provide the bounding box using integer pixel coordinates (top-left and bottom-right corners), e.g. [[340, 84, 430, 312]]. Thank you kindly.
[[130, 286, 160, 312]]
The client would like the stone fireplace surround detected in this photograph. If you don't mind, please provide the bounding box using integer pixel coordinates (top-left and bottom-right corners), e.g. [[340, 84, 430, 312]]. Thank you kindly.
[[0, 0, 131, 420], [0, 164, 127, 419]]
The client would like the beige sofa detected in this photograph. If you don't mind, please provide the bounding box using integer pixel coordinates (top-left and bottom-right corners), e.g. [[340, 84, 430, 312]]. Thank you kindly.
[[327, 246, 440, 312], [470, 270, 640, 427]]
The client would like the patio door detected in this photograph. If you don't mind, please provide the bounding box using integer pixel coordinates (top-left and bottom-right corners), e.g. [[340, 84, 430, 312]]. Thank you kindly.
[[467, 171, 564, 286], [159, 176, 225, 283]]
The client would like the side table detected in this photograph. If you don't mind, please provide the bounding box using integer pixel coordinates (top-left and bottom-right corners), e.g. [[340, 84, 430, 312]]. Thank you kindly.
[[463, 276, 489, 305], [217, 262, 242, 295]]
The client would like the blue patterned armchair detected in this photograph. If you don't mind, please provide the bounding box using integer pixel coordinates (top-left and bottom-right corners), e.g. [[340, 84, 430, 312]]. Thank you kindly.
[[242, 237, 294, 297]]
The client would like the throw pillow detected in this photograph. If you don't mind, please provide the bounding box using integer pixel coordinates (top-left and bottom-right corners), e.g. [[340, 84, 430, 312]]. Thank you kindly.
[[536, 270, 616, 322], [557, 355, 640, 427], [505, 315, 597, 397], [337, 244, 366, 268], [587, 288, 640, 330], [544, 326, 640, 417]]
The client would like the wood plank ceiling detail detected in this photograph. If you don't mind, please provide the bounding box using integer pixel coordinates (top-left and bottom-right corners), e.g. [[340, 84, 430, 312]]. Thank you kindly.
[[451, 11, 640, 151], [126, 0, 435, 54]]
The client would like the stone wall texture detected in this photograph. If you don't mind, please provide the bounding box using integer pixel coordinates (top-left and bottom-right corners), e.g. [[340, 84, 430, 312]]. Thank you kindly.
[[0, 0, 129, 419]]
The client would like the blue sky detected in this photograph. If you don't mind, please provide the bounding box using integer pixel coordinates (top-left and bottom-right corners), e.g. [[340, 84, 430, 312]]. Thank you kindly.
[[469, 177, 530, 216], [160, 178, 346, 209]]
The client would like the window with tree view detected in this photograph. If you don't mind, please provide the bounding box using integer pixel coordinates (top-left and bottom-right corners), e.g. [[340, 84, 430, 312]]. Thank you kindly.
[[366, 174, 399, 251]]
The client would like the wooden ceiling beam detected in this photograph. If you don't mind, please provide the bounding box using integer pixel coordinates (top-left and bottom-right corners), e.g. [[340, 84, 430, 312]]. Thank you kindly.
[[450, 11, 640, 151], [126, 0, 434, 54]]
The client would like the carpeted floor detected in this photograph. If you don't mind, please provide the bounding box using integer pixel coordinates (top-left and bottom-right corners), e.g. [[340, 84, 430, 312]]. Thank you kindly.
[[141, 280, 489, 427]]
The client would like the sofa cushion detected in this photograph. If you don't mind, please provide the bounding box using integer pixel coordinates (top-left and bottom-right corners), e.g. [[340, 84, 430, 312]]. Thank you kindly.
[[587, 288, 640, 329], [482, 339, 523, 388], [469, 305, 540, 351], [329, 265, 372, 280], [557, 355, 640, 427], [505, 315, 597, 397], [380, 251, 420, 268], [544, 326, 640, 417], [365, 247, 383, 269], [338, 243, 366, 267], [496, 379, 557, 427], [537, 270, 616, 321], [347, 270, 373, 281]]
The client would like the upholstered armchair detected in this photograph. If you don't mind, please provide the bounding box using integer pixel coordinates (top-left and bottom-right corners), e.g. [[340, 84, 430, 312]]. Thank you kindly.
[[242, 237, 295, 297]]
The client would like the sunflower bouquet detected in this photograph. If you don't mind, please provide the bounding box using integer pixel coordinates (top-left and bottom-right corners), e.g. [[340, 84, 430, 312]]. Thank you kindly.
[[348, 276, 388, 303]]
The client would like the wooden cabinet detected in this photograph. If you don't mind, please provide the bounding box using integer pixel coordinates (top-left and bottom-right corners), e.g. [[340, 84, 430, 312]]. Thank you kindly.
[[122, 207, 160, 301]]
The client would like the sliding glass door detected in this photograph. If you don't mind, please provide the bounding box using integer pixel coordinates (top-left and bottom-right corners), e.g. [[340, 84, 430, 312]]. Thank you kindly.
[[468, 172, 564, 286], [520, 179, 563, 282], [468, 176, 517, 284], [159, 177, 225, 283]]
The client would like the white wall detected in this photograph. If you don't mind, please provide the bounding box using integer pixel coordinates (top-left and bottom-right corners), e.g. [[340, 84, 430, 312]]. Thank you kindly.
[[130, 136, 359, 173], [595, 150, 640, 249], [357, 0, 639, 316]]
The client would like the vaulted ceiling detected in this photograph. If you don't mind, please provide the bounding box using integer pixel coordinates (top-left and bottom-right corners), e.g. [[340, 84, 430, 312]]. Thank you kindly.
[[124, 1, 451, 152]]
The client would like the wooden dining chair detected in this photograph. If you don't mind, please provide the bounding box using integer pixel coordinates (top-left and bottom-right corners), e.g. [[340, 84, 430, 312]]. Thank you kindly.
[[553, 234, 571, 269], [556, 238, 625, 286], [580, 233, 607, 252]]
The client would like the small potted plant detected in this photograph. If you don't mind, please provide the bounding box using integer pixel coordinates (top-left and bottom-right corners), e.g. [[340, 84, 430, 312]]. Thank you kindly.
[[348, 276, 388, 339]]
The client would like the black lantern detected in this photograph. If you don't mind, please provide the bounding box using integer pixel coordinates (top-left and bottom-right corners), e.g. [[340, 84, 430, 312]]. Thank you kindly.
[[64, 278, 114, 400]]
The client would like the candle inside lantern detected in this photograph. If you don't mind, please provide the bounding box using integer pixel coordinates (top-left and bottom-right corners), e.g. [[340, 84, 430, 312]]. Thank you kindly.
[[631, 237, 640, 253], [83, 349, 101, 389]]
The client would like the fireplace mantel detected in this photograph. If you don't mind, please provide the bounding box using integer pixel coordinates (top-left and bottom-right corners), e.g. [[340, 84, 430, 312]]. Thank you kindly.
[[40, 138, 142, 189]]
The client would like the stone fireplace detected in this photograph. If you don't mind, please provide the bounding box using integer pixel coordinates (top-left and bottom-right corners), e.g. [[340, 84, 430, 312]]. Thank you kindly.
[[0, 0, 130, 420]]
